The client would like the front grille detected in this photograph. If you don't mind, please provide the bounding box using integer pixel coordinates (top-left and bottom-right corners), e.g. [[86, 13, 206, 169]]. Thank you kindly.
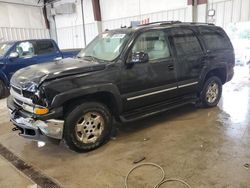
[[12, 85, 22, 95], [14, 98, 24, 107], [22, 90, 34, 98], [10, 85, 34, 113]]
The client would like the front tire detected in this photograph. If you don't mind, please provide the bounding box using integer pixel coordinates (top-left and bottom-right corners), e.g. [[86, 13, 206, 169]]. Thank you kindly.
[[64, 102, 112, 152], [0, 80, 6, 99], [200, 76, 222, 108]]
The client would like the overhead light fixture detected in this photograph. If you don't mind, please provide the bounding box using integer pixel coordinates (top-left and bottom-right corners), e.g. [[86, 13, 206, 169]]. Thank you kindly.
[[208, 9, 216, 17]]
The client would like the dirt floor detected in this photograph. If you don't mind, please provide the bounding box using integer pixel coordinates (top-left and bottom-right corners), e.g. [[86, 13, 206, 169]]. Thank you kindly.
[[0, 66, 249, 188]]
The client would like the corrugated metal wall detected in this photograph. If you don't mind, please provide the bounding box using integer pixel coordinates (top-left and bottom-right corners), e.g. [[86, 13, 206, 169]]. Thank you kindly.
[[55, 7, 187, 49], [0, 27, 49, 42], [56, 7, 187, 49], [0, 0, 49, 43], [102, 8, 188, 31], [54, 0, 250, 48], [56, 22, 97, 49], [208, 0, 250, 28], [53, 0, 98, 49]]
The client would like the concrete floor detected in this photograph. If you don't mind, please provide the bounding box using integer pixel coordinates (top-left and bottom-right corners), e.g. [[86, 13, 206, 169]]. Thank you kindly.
[[0, 155, 35, 188], [0, 66, 249, 188]]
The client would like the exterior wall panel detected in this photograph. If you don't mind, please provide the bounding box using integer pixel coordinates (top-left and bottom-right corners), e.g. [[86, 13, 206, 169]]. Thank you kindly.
[[209, 0, 250, 27], [56, 23, 97, 49], [0, 1, 49, 42], [102, 8, 188, 31], [53, 0, 250, 48], [54, 0, 98, 49], [0, 27, 49, 42], [241, 0, 250, 21]]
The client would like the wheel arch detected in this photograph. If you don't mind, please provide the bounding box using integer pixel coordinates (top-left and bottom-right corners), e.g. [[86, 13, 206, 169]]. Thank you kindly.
[[204, 67, 227, 84], [63, 91, 121, 118], [51, 84, 122, 119], [0, 70, 9, 86], [0, 71, 9, 97], [199, 66, 227, 89]]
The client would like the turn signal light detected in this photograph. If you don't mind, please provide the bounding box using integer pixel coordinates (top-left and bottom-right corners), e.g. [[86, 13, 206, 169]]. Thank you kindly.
[[34, 107, 49, 115]]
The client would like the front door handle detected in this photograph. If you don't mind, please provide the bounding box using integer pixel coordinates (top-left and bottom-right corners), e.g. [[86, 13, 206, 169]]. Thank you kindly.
[[168, 64, 174, 71]]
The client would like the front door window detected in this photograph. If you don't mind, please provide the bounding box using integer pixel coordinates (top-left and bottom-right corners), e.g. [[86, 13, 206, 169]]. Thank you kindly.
[[132, 30, 170, 61], [15, 41, 35, 58]]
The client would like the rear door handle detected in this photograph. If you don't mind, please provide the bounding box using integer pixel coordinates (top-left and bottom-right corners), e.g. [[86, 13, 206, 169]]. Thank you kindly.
[[54, 57, 62, 61], [168, 64, 174, 70]]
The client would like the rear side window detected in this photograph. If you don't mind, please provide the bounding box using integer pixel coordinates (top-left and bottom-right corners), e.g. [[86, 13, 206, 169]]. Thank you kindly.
[[199, 27, 232, 50], [35, 41, 56, 55], [170, 28, 202, 56]]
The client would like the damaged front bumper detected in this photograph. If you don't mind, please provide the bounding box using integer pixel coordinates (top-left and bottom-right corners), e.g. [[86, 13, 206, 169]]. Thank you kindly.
[[7, 96, 64, 142]]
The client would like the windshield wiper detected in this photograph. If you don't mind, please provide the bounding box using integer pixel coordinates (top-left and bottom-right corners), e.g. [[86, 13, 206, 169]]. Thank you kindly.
[[83, 55, 106, 63]]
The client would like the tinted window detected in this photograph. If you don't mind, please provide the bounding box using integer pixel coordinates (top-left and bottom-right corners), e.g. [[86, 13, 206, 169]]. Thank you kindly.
[[132, 30, 170, 61], [171, 28, 202, 56], [35, 41, 56, 55], [15, 41, 35, 58], [199, 27, 232, 50]]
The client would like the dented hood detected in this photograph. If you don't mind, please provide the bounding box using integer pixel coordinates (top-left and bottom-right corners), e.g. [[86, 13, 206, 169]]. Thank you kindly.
[[10, 58, 106, 88]]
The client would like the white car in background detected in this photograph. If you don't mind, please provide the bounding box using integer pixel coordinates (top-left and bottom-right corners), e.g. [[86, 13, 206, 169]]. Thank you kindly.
[[233, 40, 250, 66]]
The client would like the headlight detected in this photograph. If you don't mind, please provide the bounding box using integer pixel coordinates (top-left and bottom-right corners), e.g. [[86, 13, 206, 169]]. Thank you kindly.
[[31, 91, 40, 104], [23, 81, 38, 93], [21, 103, 34, 113], [17, 103, 49, 115]]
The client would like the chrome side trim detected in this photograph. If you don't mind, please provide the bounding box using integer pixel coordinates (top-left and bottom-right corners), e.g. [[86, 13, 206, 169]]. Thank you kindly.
[[127, 87, 178, 101], [10, 88, 33, 105], [178, 81, 198, 88], [126, 81, 199, 101]]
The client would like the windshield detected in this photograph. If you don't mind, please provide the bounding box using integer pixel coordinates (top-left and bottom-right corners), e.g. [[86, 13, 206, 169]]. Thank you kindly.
[[0, 42, 13, 57], [77, 31, 131, 61]]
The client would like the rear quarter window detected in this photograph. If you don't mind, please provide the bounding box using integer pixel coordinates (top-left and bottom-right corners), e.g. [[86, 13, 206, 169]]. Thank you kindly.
[[199, 27, 232, 51], [35, 41, 57, 55]]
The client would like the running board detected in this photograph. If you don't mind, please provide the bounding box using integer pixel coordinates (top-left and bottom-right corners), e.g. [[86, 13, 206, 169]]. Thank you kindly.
[[120, 97, 197, 122]]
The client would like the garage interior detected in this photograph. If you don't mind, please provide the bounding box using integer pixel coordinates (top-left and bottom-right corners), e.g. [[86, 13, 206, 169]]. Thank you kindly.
[[0, 0, 250, 187]]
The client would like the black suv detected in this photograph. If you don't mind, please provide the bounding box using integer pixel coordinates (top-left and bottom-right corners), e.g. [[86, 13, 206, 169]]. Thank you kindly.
[[7, 21, 234, 152]]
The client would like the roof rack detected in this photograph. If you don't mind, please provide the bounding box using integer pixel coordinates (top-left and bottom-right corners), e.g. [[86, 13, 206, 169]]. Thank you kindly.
[[139, 21, 214, 27], [181, 22, 215, 25]]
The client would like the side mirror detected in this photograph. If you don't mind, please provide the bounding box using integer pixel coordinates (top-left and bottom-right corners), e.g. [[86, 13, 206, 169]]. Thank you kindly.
[[9, 52, 19, 59], [129, 52, 149, 64]]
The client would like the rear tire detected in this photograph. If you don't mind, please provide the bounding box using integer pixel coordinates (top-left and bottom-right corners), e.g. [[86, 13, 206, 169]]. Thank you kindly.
[[64, 102, 112, 152], [200, 76, 222, 108], [0, 80, 6, 99]]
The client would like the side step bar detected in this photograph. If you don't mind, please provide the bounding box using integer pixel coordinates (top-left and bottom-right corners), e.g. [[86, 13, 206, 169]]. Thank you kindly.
[[119, 98, 197, 122]]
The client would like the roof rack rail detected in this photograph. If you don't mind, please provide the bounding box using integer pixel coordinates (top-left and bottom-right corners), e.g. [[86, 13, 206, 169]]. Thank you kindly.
[[139, 21, 214, 27], [181, 22, 215, 25], [159, 21, 182, 25], [139, 21, 182, 26]]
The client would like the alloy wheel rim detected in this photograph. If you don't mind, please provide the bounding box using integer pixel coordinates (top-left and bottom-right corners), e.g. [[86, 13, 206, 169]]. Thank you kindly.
[[75, 111, 104, 144], [206, 82, 219, 104]]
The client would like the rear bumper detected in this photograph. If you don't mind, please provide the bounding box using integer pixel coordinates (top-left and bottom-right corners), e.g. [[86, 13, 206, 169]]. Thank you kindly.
[[7, 96, 64, 142]]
